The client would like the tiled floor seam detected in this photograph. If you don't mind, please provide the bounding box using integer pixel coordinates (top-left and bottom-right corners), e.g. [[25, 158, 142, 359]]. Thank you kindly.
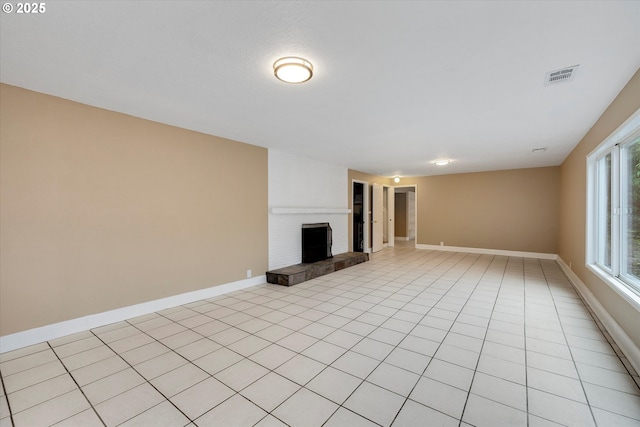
[[0, 365, 15, 427], [556, 263, 640, 380], [296, 250, 478, 426], [458, 255, 517, 424], [334, 248, 471, 426], [152, 280, 354, 424], [314, 250, 462, 366], [87, 325, 202, 425], [48, 341, 106, 426], [131, 280, 375, 426], [522, 258, 530, 427], [383, 252, 497, 426], [539, 259, 599, 426]]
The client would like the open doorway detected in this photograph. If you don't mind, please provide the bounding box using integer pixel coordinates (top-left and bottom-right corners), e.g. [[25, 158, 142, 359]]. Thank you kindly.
[[394, 186, 416, 243], [371, 183, 395, 252]]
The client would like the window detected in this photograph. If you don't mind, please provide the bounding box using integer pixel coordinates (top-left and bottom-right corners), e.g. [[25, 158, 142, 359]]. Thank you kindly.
[[587, 108, 640, 307], [621, 139, 640, 284]]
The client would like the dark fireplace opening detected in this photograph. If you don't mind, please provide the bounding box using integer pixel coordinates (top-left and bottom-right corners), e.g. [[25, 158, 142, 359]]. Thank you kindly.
[[302, 223, 333, 263]]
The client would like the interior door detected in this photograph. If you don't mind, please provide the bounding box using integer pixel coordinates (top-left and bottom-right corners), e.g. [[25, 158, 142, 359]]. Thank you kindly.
[[372, 183, 383, 252], [353, 182, 365, 252], [387, 187, 394, 247]]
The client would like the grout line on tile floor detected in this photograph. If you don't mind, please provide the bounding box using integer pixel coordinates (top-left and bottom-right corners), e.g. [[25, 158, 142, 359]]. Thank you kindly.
[[0, 365, 15, 427], [254, 249, 466, 426], [48, 341, 107, 426], [523, 259, 530, 427], [333, 251, 472, 425], [560, 264, 640, 379], [458, 255, 511, 425], [539, 260, 598, 426], [386, 253, 486, 424], [322, 253, 468, 425], [116, 317, 230, 425]]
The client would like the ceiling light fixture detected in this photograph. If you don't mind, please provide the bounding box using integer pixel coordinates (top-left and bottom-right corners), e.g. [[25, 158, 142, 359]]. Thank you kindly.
[[273, 57, 313, 83], [394, 176, 400, 183], [434, 159, 450, 166]]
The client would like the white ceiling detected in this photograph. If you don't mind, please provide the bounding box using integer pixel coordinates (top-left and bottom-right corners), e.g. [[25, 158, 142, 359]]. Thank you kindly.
[[1, 1, 639, 177]]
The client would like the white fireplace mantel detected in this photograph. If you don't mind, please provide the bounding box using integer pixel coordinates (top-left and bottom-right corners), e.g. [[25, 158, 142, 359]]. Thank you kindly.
[[271, 207, 351, 215]]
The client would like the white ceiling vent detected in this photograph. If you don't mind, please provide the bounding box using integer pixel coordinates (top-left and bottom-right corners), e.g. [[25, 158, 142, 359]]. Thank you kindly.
[[544, 65, 579, 86]]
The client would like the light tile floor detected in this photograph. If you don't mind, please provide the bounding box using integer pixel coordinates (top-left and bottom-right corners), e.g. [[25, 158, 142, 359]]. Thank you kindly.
[[2, 243, 640, 426]]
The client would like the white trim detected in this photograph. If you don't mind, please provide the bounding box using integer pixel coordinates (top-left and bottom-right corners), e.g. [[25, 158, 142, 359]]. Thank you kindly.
[[586, 264, 640, 311], [586, 108, 640, 159], [393, 184, 418, 244], [586, 107, 640, 303], [415, 244, 557, 260], [382, 185, 395, 247], [558, 258, 640, 375], [395, 236, 410, 241], [0, 275, 266, 353], [271, 208, 351, 215]]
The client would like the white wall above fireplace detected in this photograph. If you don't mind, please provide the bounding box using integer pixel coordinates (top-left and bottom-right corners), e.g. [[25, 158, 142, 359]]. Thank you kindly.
[[268, 150, 348, 270]]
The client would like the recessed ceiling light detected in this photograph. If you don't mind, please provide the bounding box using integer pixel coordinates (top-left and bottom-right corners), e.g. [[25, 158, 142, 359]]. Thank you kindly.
[[434, 159, 450, 166], [273, 57, 313, 84]]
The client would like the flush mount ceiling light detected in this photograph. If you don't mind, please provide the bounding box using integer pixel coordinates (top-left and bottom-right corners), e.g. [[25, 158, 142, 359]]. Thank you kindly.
[[273, 57, 313, 83], [394, 176, 401, 183], [434, 159, 450, 166]]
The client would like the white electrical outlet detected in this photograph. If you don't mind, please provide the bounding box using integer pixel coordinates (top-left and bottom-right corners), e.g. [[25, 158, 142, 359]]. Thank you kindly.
[[246, 269, 252, 278], [440, 242, 444, 246]]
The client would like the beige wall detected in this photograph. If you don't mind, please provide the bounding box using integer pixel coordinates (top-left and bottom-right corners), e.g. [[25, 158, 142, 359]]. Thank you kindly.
[[348, 167, 558, 254], [559, 69, 640, 348], [400, 167, 560, 253], [395, 193, 407, 237], [0, 84, 268, 336]]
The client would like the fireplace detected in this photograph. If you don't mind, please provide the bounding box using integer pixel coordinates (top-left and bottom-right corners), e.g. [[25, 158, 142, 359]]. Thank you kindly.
[[302, 223, 333, 263]]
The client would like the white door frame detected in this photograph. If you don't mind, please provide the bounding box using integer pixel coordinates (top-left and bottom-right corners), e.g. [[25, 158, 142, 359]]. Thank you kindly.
[[384, 185, 395, 247], [393, 184, 418, 247], [372, 183, 384, 252], [351, 179, 370, 253]]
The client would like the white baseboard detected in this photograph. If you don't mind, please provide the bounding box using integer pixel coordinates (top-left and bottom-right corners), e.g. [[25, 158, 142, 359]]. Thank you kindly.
[[557, 258, 640, 375], [415, 244, 558, 260], [0, 275, 266, 354], [395, 237, 410, 241]]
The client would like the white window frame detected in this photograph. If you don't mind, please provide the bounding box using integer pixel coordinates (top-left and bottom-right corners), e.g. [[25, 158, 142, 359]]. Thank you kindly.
[[586, 108, 640, 310]]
